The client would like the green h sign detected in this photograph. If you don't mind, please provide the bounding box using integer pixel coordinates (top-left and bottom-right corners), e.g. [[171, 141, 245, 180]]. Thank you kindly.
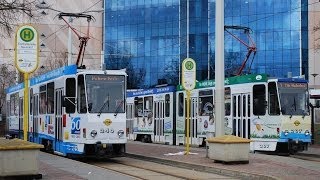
[[20, 28, 34, 42]]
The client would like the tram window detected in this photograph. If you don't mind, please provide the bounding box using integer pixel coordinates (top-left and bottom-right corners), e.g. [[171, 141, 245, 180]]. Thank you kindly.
[[225, 87, 231, 116], [268, 82, 280, 115], [198, 90, 213, 116], [232, 96, 236, 117], [144, 96, 153, 117], [243, 96, 246, 117], [19, 98, 23, 116], [10, 93, 18, 116], [47, 82, 54, 114], [39, 85, 47, 114], [78, 75, 87, 113], [65, 78, 76, 113], [30, 88, 33, 115], [178, 93, 184, 117], [248, 95, 251, 115], [253, 84, 266, 115], [134, 97, 143, 117], [6, 101, 10, 117], [165, 94, 170, 117]]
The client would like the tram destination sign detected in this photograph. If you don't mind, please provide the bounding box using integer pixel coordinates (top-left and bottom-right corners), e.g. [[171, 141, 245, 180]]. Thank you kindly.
[[15, 24, 39, 73], [182, 58, 196, 91]]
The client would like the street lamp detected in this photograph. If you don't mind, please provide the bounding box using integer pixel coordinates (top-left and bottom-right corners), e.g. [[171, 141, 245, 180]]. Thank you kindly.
[[311, 73, 318, 88]]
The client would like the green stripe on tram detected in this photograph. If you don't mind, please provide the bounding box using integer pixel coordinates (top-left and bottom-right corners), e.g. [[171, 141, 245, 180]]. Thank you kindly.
[[177, 74, 268, 91]]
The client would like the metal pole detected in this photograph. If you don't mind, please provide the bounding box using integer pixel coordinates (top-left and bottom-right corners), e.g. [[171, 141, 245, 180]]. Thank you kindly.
[[185, 90, 191, 155], [215, 0, 225, 136], [187, 0, 189, 58], [67, 17, 73, 65], [23, 73, 29, 140]]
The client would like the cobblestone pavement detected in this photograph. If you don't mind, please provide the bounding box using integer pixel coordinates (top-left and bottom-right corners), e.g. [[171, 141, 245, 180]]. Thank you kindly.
[[126, 141, 320, 180]]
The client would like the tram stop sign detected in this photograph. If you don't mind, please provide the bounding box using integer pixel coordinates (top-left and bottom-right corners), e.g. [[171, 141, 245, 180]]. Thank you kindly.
[[15, 24, 39, 73], [182, 58, 196, 91]]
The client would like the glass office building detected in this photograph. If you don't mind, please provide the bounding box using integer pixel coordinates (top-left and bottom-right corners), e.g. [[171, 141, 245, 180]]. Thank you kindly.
[[104, 0, 308, 88]]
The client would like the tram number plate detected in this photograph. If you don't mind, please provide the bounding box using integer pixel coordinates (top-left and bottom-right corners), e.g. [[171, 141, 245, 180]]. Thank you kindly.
[[255, 142, 275, 151], [259, 144, 270, 149]]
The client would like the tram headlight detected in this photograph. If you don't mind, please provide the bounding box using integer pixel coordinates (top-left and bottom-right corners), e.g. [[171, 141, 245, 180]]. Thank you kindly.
[[284, 130, 289, 136], [118, 130, 124, 137], [90, 130, 97, 137], [305, 130, 310, 136]]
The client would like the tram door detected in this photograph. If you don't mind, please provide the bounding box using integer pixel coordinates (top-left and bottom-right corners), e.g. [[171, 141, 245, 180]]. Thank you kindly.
[[33, 94, 39, 142], [154, 100, 165, 143], [126, 103, 134, 140], [55, 89, 63, 152], [19, 97, 23, 139], [232, 93, 251, 139], [185, 97, 198, 144]]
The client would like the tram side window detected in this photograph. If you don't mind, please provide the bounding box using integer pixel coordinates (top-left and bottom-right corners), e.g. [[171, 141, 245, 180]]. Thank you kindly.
[[225, 87, 231, 116], [253, 85, 266, 115], [144, 96, 153, 117], [29, 88, 33, 115], [165, 94, 170, 117], [10, 93, 18, 116], [134, 97, 143, 117], [65, 78, 76, 113], [78, 75, 87, 113], [39, 85, 47, 114], [268, 82, 280, 115], [198, 90, 213, 116], [178, 93, 184, 117], [47, 82, 54, 114], [6, 101, 10, 117], [19, 98, 23, 117]]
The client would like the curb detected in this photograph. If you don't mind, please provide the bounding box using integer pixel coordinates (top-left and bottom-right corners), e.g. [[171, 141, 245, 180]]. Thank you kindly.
[[126, 153, 278, 180]]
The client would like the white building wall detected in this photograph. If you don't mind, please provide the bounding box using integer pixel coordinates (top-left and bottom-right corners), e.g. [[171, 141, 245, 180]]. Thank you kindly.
[[0, 0, 103, 76], [309, 0, 320, 89]]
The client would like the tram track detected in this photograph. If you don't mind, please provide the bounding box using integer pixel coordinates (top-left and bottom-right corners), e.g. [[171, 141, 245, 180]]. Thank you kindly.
[[83, 157, 237, 180], [291, 153, 320, 162]]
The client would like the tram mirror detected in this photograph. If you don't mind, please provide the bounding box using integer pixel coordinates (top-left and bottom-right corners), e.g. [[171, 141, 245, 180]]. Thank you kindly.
[[62, 96, 66, 107]]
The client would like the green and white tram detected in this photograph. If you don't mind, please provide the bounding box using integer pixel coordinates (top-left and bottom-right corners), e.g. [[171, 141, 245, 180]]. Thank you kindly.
[[127, 74, 311, 153]]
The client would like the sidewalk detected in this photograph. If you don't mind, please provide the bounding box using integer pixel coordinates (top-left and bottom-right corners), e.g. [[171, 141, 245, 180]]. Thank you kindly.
[[126, 141, 320, 180]]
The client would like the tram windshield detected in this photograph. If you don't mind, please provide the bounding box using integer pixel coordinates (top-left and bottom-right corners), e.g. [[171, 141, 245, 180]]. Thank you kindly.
[[86, 75, 125, 114], [278, 82, 309, 116]]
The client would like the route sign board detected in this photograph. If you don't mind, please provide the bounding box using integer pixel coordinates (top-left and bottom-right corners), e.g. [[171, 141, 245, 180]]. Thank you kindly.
[[182, 58, 196, 91], [15, 24, 39, 73]]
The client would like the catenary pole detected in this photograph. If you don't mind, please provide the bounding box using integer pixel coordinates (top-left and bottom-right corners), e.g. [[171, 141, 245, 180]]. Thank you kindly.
[[215, 0, 225, 136]]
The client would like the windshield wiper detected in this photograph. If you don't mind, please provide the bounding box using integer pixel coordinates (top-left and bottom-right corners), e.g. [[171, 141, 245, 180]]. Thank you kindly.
[[289, 97, 297, 118], [114, 100, 124, 117], [98, 95, 109, 117]]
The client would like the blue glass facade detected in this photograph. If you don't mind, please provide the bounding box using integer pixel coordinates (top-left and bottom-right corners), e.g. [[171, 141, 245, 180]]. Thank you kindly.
[[104, 0, 308, 88]]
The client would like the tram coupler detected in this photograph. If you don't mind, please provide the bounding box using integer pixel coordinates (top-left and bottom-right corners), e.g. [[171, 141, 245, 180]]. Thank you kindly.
[[95, 141, 106, 156], [288, 139, 307, 154]]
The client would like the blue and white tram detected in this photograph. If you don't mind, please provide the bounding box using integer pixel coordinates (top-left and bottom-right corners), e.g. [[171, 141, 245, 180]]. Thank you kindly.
[[6, 65, 127, 157]]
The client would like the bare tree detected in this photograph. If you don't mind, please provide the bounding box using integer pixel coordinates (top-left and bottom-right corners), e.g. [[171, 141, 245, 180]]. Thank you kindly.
[[0, 64, 16, 114], [0, 0, 40, 37], [32, 51, 68, 76]]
